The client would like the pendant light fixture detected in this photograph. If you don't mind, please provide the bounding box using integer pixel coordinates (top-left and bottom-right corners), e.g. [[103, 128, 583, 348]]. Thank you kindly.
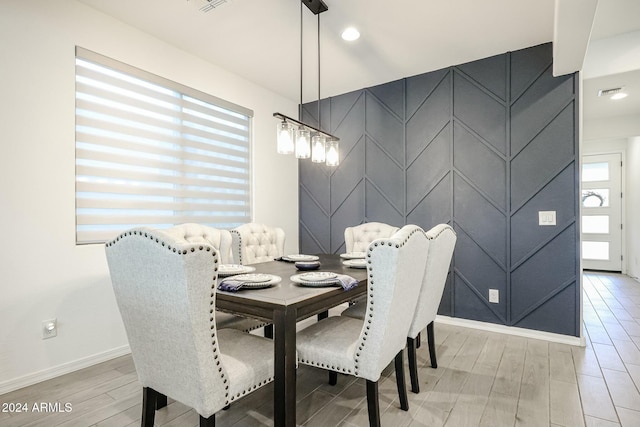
[[273, 0, 339, 166]]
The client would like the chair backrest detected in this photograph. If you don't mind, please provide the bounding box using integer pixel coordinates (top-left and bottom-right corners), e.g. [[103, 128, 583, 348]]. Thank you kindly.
[[157, 223, 233, 264], [230, 223, 285, 265], [344, 222, 400, 253], [105, 228, 228, 417], [356, 225, 429, 382], [407, 224, 457, 339]]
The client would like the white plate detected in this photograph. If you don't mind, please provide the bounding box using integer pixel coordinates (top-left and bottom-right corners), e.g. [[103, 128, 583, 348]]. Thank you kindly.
[[283, 254, 320, 262], [218, 264, 256, 276], [232, 273, 272, 283], [290, 273, 341, 287], [343, 259, 367, 269], [340, 252, 366, 259], [219, 274, 282, 290], [300, 272, 337, 281]]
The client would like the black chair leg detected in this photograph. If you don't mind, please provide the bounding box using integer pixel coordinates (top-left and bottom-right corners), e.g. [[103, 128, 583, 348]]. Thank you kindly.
[[366, 380, 381, 427], [156, 392, 167, 409], [200, 414, 215, 427], [427, 321, 437, 368], [394, 350, 409, 411], [142, 387, 158, 427], [407, 337, 420, 393], [416, 332, 421, 348], [329, 370, 338, 385], [264, 324, 274, 339], [317, 310, 329, 321]]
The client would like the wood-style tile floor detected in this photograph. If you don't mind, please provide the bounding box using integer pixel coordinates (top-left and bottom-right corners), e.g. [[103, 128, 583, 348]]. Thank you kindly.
[[1, 272, 640, 426]]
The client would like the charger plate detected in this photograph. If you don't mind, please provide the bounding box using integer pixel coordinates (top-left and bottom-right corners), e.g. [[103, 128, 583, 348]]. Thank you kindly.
[[290, 272, 341, 287], [218, 264, 256, 277], [221, 274, 282, 289], [282, 254, 320, 262], [339, 252, 366, 259], [343, 259, 367, 269]]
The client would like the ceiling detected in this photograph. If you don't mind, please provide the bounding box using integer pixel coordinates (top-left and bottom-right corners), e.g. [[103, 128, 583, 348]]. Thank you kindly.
[[582, 0, 640, 122], [77, 0, 639, 120]]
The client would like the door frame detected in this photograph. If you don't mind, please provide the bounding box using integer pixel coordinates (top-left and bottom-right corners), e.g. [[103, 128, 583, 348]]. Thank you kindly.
[[580, 149, 626, 274]]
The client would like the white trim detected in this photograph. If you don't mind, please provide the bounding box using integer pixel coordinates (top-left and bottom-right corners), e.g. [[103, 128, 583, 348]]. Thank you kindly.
[[0, 345, 131, 395], [435, 315, 586, 347]]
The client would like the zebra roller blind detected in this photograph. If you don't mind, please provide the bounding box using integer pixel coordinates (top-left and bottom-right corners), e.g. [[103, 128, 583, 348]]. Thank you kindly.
[[75, 47, 252, 244]]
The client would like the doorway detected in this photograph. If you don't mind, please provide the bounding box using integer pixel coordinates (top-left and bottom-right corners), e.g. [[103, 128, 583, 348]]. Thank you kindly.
[[581, 153, 623, 272]]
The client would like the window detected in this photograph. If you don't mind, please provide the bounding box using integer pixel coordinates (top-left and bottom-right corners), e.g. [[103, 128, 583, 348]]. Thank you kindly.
[[75, 47, 252, 244]]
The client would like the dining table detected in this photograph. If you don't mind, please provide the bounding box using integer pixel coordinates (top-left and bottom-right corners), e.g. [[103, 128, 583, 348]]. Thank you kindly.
[[215, 253, 368, 427]]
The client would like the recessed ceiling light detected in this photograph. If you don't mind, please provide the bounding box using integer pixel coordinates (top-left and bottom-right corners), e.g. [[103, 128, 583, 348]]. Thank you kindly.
[[341, 27, 360, 41], [610, 92, 628, 100]]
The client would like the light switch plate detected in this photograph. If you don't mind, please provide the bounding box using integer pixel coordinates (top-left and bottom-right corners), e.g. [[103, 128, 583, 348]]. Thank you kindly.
[[538, 211, 556, 226]]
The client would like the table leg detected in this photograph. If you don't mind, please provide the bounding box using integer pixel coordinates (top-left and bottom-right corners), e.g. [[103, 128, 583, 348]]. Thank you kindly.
[[273, 307, 297, 427]]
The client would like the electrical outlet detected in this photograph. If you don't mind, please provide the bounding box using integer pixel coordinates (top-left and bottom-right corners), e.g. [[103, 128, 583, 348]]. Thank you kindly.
[[489, 289, 499, 304], [42, 318, 57, 339]]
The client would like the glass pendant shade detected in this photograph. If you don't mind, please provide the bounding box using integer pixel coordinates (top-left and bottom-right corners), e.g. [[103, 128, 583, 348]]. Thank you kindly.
[[311, 135, 326, 163], [295, 129, 311, 159], [326, 140, 339, 166], [277, 121, 294, 154]]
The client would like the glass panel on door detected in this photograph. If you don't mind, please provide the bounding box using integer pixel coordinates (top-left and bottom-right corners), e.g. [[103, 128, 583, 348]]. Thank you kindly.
[[581, 189, 610, 207], [582, 162, 609, 182], [582, 241, 610, 260], [582, 216, 610, 234]]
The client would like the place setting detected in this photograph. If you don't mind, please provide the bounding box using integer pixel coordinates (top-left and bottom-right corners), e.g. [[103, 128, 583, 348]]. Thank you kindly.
[[340, 251, 367, 269], [218, 273, 282, 292], [279, 254, 320, 262], [290, 271, 358, 290], [218, 264, 256, 277]]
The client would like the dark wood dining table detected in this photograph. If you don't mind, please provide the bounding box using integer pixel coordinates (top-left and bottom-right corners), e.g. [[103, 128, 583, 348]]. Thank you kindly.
[[215, 253, 368, 427]]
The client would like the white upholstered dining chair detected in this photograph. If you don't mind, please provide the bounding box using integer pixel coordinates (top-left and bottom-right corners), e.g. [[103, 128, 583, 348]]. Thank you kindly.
[[105, 228, 275, 427], [405, 224, 456, 391], [342, 223, 456, 393], [230, 222, 286, 265], [157, 223, 267, 334], [296, 225, 429, 427], [344, 221, 400, 253]]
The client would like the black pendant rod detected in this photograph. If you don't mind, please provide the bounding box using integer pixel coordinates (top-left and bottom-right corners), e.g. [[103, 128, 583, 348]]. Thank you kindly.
[[317, 12, 321, 131], [299, 0, 303, 121]]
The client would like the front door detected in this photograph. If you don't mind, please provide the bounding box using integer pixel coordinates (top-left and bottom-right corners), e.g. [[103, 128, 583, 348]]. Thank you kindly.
[[581, 153, 623, 271]]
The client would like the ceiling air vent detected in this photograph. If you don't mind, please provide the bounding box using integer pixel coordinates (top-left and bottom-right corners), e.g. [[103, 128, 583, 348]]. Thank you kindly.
[[188, 0, 228, 13], [598, 87, 623, 97]]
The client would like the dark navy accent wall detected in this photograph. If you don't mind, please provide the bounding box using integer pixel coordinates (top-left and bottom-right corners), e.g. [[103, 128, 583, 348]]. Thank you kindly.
[[299, 43, 580, 337]]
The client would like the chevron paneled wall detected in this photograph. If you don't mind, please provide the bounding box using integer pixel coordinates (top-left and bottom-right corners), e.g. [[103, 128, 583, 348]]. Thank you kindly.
[[300, 43, 580, 337]]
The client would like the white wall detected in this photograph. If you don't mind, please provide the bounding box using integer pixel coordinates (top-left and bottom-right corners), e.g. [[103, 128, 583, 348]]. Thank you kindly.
[[583, 117, 640, 277], [0, 0, 298, 392], [627, 136, 640, 280]]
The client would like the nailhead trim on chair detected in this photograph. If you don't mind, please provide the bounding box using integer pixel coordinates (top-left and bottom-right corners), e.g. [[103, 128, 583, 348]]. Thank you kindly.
[[230, 230, 243, 265], [108, 229, 275, 407], [353, 227, 422, 377], [426, 224, 457, 240]]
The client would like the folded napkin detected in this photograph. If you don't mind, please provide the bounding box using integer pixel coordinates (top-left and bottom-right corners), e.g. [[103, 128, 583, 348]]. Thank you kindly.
[[306, 274, 357, 290], [218, 278, 251, 292], [336, 274, 359, 291]]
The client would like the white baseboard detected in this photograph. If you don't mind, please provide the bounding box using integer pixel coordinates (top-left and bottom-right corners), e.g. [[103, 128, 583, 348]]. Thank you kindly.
[[0, 345, 131, 396], [435, 315, 586, 347]]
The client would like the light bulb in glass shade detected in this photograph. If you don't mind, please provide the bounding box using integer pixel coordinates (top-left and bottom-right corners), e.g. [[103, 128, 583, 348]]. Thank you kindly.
[[311, 135, 326, 163], [277, 121, 294, 154], [326, 140, 339, 166], [295, 129, 311, 159]]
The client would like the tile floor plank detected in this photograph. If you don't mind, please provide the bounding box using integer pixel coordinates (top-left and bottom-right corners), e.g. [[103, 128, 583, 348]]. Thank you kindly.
[[4, 272, 640, 427]]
